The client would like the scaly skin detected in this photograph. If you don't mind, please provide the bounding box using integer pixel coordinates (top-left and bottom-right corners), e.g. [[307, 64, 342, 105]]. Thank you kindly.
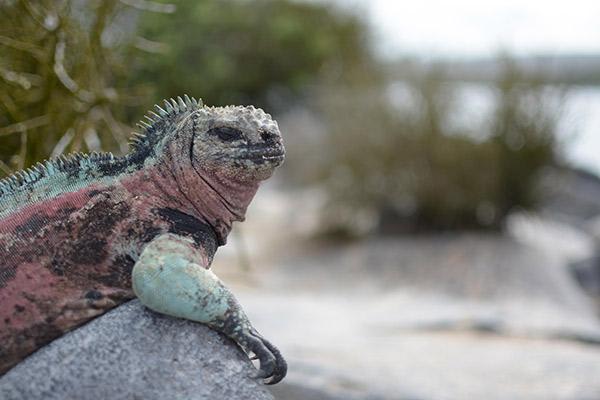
[[0, 96, 287, 384]]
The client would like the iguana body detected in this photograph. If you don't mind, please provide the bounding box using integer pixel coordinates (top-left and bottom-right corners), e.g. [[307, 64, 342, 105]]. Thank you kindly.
[[0, 96, 287, 384]]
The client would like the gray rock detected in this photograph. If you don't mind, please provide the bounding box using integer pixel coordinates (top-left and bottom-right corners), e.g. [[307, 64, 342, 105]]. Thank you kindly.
[[0, 300, 274, 400]]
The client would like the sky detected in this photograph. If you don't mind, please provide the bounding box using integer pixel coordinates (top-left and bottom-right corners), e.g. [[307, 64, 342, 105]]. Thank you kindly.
[[334, 0, 600, 58]]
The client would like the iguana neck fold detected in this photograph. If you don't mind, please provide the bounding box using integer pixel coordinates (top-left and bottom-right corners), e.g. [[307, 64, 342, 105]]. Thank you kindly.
[[170, 165, 259, 246], [122, 151, 259, 247]]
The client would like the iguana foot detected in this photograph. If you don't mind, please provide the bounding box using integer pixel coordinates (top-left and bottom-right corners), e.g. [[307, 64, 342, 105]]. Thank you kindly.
[[205, 297, 287, 384], [240, 328, 287, 384], [132, 234, 288, 385]]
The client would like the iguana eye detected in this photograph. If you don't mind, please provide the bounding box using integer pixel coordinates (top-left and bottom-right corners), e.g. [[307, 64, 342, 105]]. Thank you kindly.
[[207, 126, 243, 142]]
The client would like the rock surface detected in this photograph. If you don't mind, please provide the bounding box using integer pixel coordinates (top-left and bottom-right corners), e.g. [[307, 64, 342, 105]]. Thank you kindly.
[[0, 300, 273, 400]]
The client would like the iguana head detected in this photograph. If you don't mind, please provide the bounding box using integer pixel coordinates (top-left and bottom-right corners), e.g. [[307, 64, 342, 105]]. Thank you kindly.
[[191, 105, 285, 182], [132, 96, 285, 184]]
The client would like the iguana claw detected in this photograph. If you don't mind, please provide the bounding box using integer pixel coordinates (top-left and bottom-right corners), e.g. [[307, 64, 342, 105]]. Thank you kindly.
[[246, 329, 287, 385], [261, 334, 288, 385]]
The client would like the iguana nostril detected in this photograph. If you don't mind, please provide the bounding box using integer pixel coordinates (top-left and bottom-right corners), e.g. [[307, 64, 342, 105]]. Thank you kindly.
[[260, 131, 275, 143]]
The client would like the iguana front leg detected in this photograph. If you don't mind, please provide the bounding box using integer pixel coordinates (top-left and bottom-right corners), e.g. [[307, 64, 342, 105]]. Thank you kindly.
[[131, 233, 287, 384]]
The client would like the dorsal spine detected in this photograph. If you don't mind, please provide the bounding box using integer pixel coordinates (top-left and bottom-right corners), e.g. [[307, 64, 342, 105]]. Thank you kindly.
[[0, 95, 202, 200]]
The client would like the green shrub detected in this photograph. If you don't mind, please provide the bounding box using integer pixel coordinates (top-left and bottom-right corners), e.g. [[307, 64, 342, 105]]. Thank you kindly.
[[129, 0, 372, 110], [0, 0, 157, 176], [297, 61, 563, 236]]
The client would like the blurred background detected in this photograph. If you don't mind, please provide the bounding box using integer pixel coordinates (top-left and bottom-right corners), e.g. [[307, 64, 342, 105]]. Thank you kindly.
[[2, 0, 600, 398]]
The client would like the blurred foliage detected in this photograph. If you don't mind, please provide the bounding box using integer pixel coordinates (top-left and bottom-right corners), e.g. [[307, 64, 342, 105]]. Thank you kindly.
[[0, 0, 373, 177], [291, 60, 563, 236], [0, 0, 158, 176], [490, 59, 561, 220], [129, 0, 375, 110]]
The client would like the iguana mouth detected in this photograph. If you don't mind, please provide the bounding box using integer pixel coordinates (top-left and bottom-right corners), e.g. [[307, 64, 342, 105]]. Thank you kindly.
[[242, 145, 285, 164], [245, 153, 285, 165]]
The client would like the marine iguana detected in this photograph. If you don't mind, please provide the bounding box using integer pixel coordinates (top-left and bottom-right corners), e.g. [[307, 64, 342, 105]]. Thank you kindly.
[[0, 96, 287, 384]]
